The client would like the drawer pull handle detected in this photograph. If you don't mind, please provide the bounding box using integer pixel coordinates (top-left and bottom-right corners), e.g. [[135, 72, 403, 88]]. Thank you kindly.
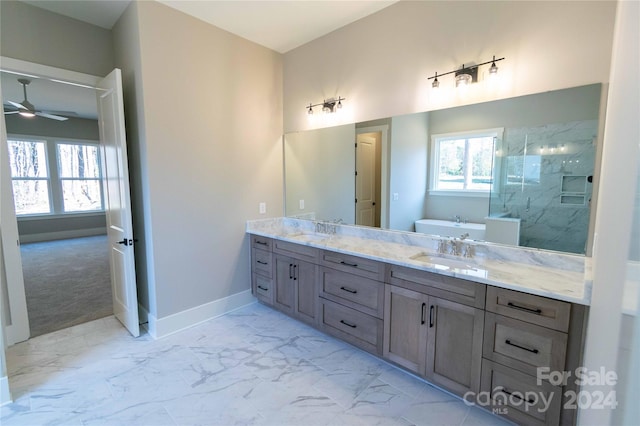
[[257, 285, 269, 291], [340, 286, 358, 294], [289, 264, 293, 279], [256, 260, 268, 265], [500, 388, 535, 405], [340, 261, 359, 268], [429, 305, 435, 328], [505, 339, 539, 354], [255, 240, 268, 246], [507, 302, 542, 315], [340, 319, 357, 328], [421, 303, 426, 325], [293, 264, 297, 281]]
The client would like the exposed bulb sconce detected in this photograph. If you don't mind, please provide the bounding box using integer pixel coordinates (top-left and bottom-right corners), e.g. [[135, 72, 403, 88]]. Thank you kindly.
[[429, 55, 505, 89], [432, 72, 440, 89], [305, 96, 345, 115]]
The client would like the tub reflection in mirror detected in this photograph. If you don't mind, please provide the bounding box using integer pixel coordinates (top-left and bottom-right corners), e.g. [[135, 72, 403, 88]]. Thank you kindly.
[[283, 83, 603, 255]]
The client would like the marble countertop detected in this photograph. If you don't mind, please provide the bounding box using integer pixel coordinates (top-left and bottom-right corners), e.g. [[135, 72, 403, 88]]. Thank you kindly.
[[247, 218, 592, 305]]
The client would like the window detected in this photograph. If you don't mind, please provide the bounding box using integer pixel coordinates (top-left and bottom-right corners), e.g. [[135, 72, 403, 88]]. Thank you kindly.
[[8, 140, 51, 215], [430, 128, 502, 194], [57, 144, 103, 212], [8, 138, 104, 216]]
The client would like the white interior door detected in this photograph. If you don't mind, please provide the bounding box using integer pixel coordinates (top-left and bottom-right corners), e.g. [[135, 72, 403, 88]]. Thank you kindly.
[[355, 133, 378, 227], [97, 69, 139, 337], [0, 85, 30, 345]]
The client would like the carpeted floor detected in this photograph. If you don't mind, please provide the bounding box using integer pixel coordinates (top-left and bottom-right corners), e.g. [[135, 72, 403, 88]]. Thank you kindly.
[[20, 235, 113, 338]]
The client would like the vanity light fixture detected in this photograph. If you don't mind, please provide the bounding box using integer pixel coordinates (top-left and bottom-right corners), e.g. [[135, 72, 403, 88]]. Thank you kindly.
[[429, 55, 505, 89], [305, 96, 345, 114]]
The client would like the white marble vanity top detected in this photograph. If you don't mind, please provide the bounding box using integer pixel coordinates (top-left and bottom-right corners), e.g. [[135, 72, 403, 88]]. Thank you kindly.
[[246, 217, 593, 305]]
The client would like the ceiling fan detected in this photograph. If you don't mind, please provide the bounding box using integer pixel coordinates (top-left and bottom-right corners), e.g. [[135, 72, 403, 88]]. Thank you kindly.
[[3, 78, 71, 121]]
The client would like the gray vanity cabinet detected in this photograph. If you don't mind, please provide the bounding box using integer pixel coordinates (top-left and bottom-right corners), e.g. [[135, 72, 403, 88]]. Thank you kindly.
[[250, 235, 274, 305], [383, 284, 484, 397], [383, 285, 429, 373], [425, 297, 484, 396], [273, 240, 319, 325]]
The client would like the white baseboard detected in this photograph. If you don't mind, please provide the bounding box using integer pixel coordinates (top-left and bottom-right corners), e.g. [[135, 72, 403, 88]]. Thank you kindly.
[[147, 290, 256, 339], [20, 228, 106, 244], [0, 375, 11, 406]]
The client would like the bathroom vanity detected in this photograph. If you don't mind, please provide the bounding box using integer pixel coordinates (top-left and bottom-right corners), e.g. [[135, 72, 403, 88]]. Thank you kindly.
[[247, 217, 591, 426]]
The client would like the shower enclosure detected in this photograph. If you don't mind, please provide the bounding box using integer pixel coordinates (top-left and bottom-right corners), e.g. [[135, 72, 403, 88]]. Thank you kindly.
[[489, 119, 598, 254]]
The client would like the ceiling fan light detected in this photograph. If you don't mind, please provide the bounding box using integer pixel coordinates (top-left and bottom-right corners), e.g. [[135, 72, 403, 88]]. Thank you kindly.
[[18, 110, 35, 118]]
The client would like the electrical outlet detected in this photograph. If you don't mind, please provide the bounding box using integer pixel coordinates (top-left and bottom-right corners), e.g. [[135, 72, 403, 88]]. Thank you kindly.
[[393, 193, 399, 201], [299, 199, 305, 210], [259, 202, 266, 214]]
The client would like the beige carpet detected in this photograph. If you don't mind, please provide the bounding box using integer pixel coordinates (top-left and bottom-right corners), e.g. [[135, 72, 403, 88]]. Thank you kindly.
[[20, 235, 113, 338]]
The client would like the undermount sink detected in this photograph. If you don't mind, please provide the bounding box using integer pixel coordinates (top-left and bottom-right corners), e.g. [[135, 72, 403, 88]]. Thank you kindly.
[[409, 252, 479, 271], [285, 232, 331, 243]]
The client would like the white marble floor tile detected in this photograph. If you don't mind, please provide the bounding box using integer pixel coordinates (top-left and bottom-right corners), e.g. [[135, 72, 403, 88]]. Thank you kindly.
[[2, 302, 512, 426]]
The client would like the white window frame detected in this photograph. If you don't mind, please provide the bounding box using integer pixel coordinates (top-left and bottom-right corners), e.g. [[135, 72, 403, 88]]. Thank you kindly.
[[429, 127, 503, 197], [8, 134, 105, 217]]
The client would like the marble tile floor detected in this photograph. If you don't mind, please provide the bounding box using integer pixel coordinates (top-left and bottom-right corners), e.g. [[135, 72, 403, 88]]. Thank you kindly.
[[1, 303, 513, 426]]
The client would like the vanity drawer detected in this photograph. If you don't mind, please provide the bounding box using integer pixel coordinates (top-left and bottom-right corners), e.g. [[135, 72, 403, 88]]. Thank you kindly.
[[252, 273, 273, 305], [486, 287, 571, 332], [321, 251, 385, 281], [484, 312, 568, 377], [480, 359, 562, 426], [252, 248, 272, 277], [319, 267, 384, 318], [320, 299, 383, 355], [251, 235, 272, 251], [273, 239, 319, 262], [388, 264, 486, 308]]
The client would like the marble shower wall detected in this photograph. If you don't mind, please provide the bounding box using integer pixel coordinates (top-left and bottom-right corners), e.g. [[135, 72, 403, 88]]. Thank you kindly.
[[490, 120, 598, 254]]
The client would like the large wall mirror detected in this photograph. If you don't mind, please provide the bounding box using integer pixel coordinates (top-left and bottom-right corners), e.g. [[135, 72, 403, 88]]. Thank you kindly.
[[284, 84, 602, 255]]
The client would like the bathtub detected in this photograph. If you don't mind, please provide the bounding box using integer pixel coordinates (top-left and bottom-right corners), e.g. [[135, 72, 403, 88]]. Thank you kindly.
[[415, 219, 486, 240]]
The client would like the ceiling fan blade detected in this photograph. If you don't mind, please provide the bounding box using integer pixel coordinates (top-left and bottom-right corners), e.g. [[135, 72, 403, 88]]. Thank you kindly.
[[42, 110, 78, 117], [35, 112, 69, 121], [4, 111, 20, 115], [7, 100, 27, 110]]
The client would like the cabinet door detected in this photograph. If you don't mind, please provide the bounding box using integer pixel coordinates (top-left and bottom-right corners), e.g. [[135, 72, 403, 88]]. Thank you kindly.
[[425, 297, 484, 396], [383, 285, 429, 374], [274, 255, 295, 314], [294, 259, 317, 324]]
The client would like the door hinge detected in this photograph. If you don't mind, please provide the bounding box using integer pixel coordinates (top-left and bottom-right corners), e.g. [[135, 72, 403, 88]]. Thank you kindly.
[[355, 198, 358, 203], [355, 171, 358, 176]]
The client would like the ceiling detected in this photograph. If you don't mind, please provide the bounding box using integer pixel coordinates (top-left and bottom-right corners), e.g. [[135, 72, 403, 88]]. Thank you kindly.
[[21, 0, 398, 54], [3, 0, 397, 121]]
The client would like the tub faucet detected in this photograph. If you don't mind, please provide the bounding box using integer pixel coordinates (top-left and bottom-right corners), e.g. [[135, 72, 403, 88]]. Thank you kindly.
[[453, 215, 461, 223]]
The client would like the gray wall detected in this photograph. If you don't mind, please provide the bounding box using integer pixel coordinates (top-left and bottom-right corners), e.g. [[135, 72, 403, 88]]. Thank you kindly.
[[0, 0, 114, 77], [389, 112, 429, 231], [5, 115, 99, 141], [113, 1, 284, 320], [285, 124, 355, 223]]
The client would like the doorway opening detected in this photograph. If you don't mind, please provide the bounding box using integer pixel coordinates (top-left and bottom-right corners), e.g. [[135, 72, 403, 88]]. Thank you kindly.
[[355, 130, 383, 228], [2, 71, 112, 338]]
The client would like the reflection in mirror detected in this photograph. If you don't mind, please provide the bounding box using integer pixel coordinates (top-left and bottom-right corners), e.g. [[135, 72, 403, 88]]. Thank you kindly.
[[283, 84, 602, 255]]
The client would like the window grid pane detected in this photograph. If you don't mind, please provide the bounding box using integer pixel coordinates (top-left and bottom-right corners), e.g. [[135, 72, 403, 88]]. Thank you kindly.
[[58, 144, 101, 178], [61, 179, 103, 212], [8, 140, 48, 178], [12, 180, 51, 215]]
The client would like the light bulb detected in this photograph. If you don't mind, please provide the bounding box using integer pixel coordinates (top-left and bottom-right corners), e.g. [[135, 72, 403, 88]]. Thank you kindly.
[[19, 111, 35, 118], [455, 73, 471, 87]]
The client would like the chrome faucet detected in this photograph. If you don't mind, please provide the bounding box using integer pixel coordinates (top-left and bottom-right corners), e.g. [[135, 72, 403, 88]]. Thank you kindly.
[[460, 233, 470, 240], [450, 239, 462, 256], [453, 215, 461, 223], [437, 239, 449, 254]]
